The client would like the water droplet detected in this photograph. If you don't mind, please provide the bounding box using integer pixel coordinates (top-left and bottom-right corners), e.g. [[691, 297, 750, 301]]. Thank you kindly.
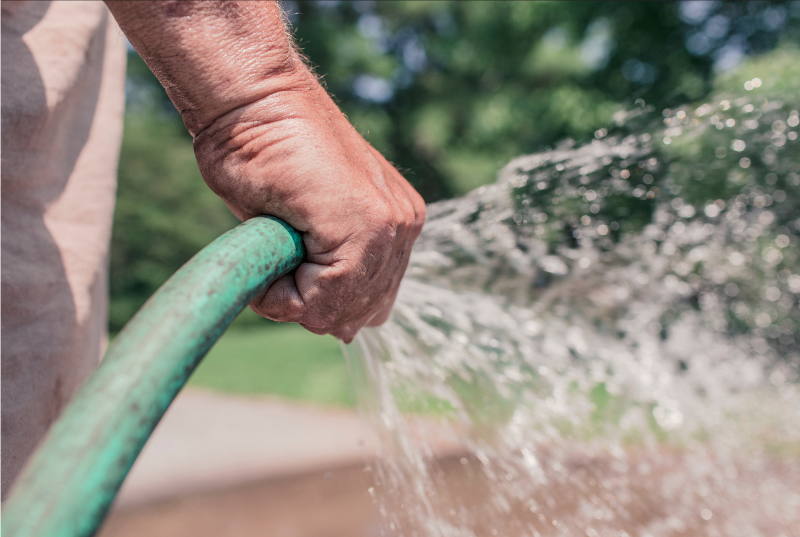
[[770, 371, 786, 386], [704, 204, 720, 218], [755, 312, 772, 328]]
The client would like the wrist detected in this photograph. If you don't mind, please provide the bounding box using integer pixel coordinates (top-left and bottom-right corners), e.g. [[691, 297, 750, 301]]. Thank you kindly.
[[107, 1, 309, 135], [194, 71, 336, 146]]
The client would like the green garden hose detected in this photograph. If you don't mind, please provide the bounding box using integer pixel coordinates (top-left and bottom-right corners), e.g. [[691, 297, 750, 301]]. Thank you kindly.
[[2, 216, 305, 537]]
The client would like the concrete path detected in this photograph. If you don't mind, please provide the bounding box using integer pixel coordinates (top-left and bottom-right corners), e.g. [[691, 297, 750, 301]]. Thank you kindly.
[[103, 388, 464, 537], [113, 389, 381, 509]]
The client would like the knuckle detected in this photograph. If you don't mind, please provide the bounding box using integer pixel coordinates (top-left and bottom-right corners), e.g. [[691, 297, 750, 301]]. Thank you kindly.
[[300, 324, 330, 336], [250, 286, 305, 322], [371, 201, 398, 230], [415, 199, 427, 227], [315, 263, 349, 289], [332, 324, 359, 343], [249, 301, 274, 320], [252, 300, 301, 322], [306, 307, 341, 330], [396, 198, 415, 230], [365, 214, 398, 249]]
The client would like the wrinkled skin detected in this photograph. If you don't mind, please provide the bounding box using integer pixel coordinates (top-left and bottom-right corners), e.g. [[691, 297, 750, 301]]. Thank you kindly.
[[106, 1, 425, 342], [195, 84, 425, 341]]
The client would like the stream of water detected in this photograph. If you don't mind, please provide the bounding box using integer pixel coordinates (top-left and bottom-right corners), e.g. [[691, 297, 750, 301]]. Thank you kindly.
[[344, 65, 800, 537]]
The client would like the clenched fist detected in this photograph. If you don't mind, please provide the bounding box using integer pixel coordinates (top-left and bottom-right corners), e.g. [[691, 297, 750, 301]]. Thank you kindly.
[[195, 80, 425, 341]]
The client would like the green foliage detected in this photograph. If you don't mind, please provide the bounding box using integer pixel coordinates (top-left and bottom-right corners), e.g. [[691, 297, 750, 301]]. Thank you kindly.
[[288, 0, 798, 198]]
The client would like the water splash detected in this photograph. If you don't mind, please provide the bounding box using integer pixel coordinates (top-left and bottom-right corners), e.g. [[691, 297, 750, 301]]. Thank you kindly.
[[345, 53, 800, 537]]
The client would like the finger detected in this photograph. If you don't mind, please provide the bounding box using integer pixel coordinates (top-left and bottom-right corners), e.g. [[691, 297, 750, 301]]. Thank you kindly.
[[366, 296, 395, 327], [250, 271, 306, 322], [332, 286, 398, 340], [298, 319, 359, 343], [221, 199, 259, 222], [298, 323, 330, 336], [293, 261, 356, 328], [329, 317, 369, 343], [254, 261, 355, 328], [299, 287, 391, 341], [364, 239, 412, 328], [330, 325, 359, 344], [367, 145, 426, 233]]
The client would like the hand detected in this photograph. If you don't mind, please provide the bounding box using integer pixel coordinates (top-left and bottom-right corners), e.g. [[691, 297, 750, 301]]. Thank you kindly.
[[194, 79, 425, 342]]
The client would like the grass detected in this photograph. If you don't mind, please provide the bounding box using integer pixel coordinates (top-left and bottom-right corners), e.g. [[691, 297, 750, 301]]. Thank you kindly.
[[188, 323, 354, 408]]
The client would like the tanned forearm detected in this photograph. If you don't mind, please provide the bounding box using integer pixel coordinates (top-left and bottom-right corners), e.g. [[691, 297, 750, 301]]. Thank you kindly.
[[104, 1, 311, 135]]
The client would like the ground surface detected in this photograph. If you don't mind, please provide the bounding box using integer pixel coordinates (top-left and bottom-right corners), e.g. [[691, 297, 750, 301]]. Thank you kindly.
[[99, 387, 381, 537], [110, 389, 379, 509], [101, 462, 380, 537], [99, 388, 462, 537]]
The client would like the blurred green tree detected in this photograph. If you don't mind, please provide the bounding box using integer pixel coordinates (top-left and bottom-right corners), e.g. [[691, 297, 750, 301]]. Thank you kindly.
[[288, 1, 798, 197]]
